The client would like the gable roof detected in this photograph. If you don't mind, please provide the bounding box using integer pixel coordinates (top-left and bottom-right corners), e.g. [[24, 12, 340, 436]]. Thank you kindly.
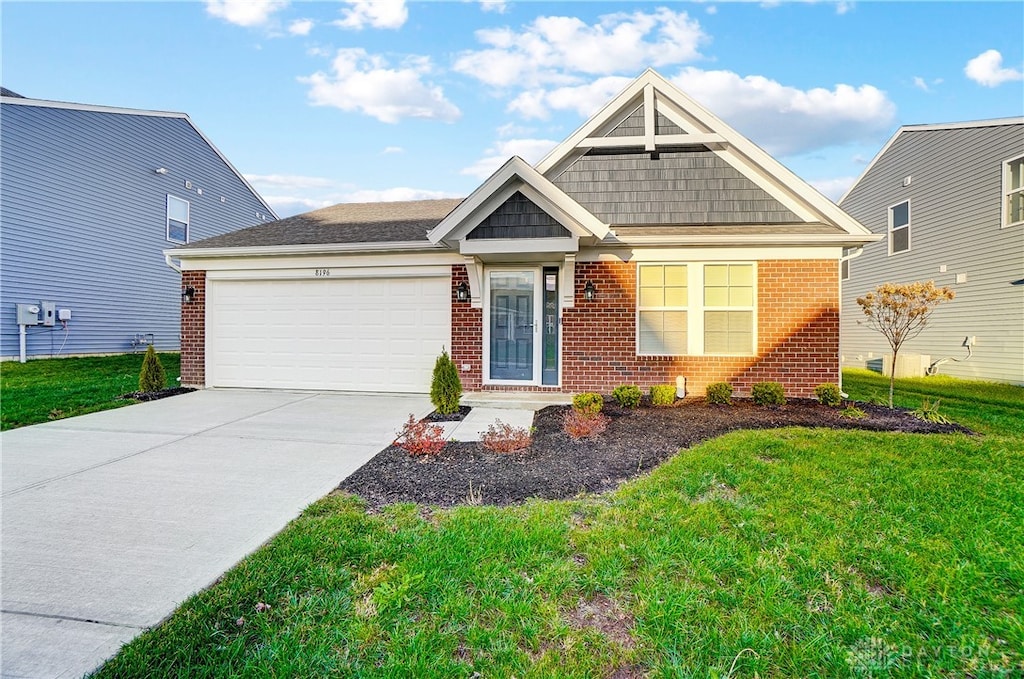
[[0, 94, 278, 218], [838, 117, 1024, 204], [175, 199, 463, 254]]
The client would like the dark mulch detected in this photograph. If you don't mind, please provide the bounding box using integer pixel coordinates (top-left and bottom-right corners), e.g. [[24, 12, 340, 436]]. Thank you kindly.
[[119, 387, 196, 402], [337, 399, 972, 510], [422, 405, 472, 423]]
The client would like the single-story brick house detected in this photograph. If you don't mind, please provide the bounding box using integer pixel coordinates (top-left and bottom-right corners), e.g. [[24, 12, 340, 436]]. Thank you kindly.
[[168, 70, 879, 398]]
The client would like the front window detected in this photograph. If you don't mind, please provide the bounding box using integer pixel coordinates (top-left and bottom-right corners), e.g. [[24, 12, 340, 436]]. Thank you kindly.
[[889, 200, 910, 254], [1004, 155, 1024, 227], [636, 262, 755, 356], [167, 195, 189, 243]]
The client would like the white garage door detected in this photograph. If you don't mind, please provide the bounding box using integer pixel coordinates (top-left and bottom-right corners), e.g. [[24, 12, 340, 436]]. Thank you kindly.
[[206, 276, 450, 392]]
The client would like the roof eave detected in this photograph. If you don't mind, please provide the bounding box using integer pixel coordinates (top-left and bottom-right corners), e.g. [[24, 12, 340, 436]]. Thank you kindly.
[[605, 233, 884, 248], [165, 240, 447, 259]]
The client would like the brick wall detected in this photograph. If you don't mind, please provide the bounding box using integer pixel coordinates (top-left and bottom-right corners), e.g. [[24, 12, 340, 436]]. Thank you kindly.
[[180, 270, 206, 387], [453, 260, 839, 398]]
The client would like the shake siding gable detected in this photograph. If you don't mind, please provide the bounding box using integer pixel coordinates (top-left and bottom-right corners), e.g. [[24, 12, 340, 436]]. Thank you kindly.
[[840, 122, 1024, 384], [0, 101, 272, 357]]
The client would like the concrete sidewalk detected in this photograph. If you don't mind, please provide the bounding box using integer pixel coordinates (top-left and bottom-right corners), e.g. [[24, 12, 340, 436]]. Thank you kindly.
[[1, 390, 432, 679]]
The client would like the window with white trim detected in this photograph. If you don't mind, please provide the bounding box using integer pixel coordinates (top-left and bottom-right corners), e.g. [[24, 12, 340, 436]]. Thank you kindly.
[[166, 195, 189, 243], [889, 200, 910, 254], [1004, 155, 1024, 227], [636, 263, 755, 356], [637, 264, 688, 355], [703, 264, 754, 355], [841, 258, 850, 281]]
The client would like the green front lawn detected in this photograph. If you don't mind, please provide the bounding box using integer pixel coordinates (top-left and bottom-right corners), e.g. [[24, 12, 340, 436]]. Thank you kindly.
[[95, 371, 1023, 677], [1, 353, 181, 431]]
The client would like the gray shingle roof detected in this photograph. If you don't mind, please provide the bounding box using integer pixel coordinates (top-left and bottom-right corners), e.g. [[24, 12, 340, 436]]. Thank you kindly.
[[183, 198, 464, 249]]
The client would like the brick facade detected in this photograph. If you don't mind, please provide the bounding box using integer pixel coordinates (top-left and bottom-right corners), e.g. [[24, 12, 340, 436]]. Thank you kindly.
[[452, 260, 839, 398], [180, 270, 206, 387]]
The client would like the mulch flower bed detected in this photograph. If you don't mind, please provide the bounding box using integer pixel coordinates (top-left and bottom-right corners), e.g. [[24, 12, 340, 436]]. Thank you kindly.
[[337, 399, 972, 511], [119, 387, 196, 402]]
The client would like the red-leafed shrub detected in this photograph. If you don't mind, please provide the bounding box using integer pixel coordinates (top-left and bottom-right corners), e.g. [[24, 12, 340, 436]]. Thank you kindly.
[[393, 415, 446, 456], [562, 409, 609, 440], [480, 419, 533, 453]]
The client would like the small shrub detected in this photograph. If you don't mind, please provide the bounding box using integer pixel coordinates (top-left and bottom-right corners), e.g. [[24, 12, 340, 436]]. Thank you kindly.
[[480, 419, 533, 453], [841, 406, 866, 419], [814, 383, 842, 407], [562, 409, 609, 439], [913, 399, 952, 424], [650, 384, 676, 406], [393, 415, 446, 456], [430, 348, 462, 415], [138, 345, 166, 393], [611, 384, 642, 408], [705, 382, 733, 405], [751, 381, 786, 406], [572, 392, 604, 417]]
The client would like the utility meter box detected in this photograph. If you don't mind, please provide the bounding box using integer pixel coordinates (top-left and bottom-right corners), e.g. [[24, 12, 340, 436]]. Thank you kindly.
[[16, 304, 40, 326], [40, 301, 56, 327]]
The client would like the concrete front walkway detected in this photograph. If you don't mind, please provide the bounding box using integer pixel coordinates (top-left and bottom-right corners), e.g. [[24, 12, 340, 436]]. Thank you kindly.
[[0, 390, 432, 679]]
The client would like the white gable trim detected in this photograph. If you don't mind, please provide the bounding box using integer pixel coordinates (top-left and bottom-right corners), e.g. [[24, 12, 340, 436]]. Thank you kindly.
[[427, 156, 608, 246], [535, 69, 872, 238]]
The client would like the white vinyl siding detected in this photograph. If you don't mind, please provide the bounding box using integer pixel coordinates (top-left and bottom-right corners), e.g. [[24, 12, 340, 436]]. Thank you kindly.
[[889, 200, 910, 254], [166, 195, 189, 244], [1003, 155, 1024, 227], [636, 262, 756, 356]]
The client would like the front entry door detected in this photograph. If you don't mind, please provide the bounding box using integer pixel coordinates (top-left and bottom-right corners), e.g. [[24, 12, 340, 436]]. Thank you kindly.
[[489, 271, 535, 381]]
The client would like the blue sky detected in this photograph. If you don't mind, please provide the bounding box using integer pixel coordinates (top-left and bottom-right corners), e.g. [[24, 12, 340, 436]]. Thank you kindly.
[[4, 1, 1022, 217]]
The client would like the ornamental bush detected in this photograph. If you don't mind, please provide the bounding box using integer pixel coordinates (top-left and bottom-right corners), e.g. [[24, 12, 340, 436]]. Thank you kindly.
[[752, 381, 786, 406], [572, 392, 604, 417], [430, 348, 462, 415], [562, 409, 609, 439], [138, 345, 166, 393], [393, 415, 446, 456], [480, 419, 533, 453], [705, 382, 733, 405], [611, 384, 642, 408], [650, 384, 676, 406], [814, 382, 842, 407]]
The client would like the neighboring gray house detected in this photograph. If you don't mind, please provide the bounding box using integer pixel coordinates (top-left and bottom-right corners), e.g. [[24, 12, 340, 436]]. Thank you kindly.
[[839, 117, 1024, 385], [1, 90, 276, 359]]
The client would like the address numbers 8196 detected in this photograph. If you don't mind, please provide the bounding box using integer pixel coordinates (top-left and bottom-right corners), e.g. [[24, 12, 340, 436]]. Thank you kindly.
[[314, 268, 331, 277]]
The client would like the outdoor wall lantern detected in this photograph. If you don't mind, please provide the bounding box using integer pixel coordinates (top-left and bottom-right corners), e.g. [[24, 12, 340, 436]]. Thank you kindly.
[[583, 280, 597, 301], [456, 281, 470, 302], [182, 286, 196, 304]]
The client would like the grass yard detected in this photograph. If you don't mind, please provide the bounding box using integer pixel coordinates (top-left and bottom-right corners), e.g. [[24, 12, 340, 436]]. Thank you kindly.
[[0, 352, 181, 430], [95, 371, 1023, 678]]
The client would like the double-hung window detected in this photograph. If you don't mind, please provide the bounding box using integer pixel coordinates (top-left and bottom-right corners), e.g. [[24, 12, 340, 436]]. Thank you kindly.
[[1004, 155, 1024, 227], [637, 263, 755, 356], [166, 195, 189, 244], [889, 200, 910, 254]]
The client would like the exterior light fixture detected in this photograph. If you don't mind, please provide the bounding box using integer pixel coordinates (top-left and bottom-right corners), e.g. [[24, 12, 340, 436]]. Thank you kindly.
[[583, 280, 597, 301], [181, 286, 196, 304], [456, 281, 469, 302], [154, 167, 168, 174]]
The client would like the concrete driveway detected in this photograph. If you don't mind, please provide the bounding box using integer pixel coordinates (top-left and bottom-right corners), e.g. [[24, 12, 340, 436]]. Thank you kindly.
[[0, 389, 431, 679]]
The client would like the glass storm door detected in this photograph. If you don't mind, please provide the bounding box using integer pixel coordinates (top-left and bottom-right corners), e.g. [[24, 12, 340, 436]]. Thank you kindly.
[[489, 271, 535, 381]]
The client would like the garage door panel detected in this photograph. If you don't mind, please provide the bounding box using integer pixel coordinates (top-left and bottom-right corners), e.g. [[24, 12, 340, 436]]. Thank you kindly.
[[207, 277, 451, 392]]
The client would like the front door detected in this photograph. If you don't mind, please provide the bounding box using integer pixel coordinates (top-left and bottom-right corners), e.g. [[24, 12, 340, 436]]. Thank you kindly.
[[489, 270, 536, 381]]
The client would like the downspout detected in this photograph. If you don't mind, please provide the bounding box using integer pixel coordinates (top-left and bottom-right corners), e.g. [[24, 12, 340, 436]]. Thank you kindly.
[[837, 246, 866, 398], [164, 253, 182, 273]]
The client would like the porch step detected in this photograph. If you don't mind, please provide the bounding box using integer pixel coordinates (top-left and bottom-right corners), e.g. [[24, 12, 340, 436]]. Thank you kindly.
[[461, 391, 572, 410]]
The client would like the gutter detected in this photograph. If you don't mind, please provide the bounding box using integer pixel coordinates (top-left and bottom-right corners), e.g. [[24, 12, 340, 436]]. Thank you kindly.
[[604, 233, 884, 248], [164, 240, 446, 260]]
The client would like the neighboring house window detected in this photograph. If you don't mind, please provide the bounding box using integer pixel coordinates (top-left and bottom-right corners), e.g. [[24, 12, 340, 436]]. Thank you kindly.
[[703, 264, 754, 355], [1004, 155, 1024, 227], [841, 258, 850, 281], [166, 195, 189, 243], [636, 263, 755, 356], [638, 264, 688, 355], [889, 200, 910, 254]]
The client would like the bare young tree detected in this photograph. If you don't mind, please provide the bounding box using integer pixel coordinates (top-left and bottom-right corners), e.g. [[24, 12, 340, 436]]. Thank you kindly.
[[857, 281, 955, 407]]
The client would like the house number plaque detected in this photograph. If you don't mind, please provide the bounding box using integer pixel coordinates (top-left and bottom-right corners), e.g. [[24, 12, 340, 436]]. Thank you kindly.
[[314, 269, 331, 277]]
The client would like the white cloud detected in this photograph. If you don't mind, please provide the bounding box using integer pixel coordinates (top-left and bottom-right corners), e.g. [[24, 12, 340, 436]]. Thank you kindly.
[[300, 48, 461, 123], [245, 173, 458, 217], [835, 1, 854, 15], [382, 146, 405, 154], [912, 76, 929, 92], [205, 0, 287, 27], [479, 0, 508, 13], [288, 18, 314, 36], [964, 49, 1023, 87], [670, 67, 896, 156], [334, 0, 408, 30], [342, 187, 461, 202], [808, 176, 856, 201], [454, 8, 706, 88], [706, 5, 718, 14], [245, 173, 337, 190], [460, 138, 559, 179], [508, 76, 631, 119]]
